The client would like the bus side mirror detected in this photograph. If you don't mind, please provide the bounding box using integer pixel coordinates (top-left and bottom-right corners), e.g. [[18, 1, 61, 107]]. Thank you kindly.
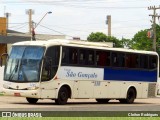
[[0, 53, 8, 67]]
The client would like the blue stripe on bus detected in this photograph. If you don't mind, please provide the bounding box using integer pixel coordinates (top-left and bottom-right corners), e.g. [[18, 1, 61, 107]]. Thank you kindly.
[[103, 68, 157, 82]]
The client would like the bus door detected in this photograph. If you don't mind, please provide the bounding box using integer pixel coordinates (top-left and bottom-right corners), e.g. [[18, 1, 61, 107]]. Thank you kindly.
[[40, 46, 60, 98]]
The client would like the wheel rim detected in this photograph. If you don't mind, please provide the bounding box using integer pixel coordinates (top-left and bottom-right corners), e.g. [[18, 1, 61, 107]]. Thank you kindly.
[[60, 91, 67, 101]]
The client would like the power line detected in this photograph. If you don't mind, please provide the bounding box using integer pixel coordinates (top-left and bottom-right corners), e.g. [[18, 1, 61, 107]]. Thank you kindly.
[[0, 1, 150, 9], [38, 24, 74, 38], [10, 24, 28, 30], [9, 23, 28, 28]]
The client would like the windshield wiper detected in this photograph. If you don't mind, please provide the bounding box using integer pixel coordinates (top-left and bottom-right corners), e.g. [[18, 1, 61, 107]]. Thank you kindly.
[[8, 60, 19, 81]]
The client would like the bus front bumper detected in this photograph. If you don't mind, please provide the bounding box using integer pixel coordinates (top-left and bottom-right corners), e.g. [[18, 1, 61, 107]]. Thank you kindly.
[[1, 88, 41, 98]]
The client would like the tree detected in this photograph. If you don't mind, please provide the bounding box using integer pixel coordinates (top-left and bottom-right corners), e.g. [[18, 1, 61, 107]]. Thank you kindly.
[[120, 38, 132, 48], [130, 24, 160, 52], [87, 32, 107, 42], [131, 29, 152, 51], [87, 32, 123, 47], [155, 24, 160, 54]]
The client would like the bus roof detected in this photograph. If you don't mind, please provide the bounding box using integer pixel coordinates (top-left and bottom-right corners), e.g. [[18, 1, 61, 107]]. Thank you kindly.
[[13, 39, 158, 55]]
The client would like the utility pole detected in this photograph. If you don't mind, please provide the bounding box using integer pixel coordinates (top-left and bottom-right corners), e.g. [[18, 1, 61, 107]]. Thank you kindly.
[[26, 9, 34, 34], [148, 6, 160, 51], [4, 12, 11, 31], [106, 15, 111, 36], [31, 11, 52, 41]]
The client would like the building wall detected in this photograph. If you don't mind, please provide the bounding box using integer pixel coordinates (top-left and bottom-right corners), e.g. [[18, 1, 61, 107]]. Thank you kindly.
[[0, 44, 7, 54], [0, 44, 7, 65]]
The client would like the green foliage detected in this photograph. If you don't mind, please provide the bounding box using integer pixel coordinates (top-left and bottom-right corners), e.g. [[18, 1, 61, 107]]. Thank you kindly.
[[87, 32, 123, 47], [87, 24, 160, 52], [130, 24, 160, 52], [120, 38, 132, 48], [87, 32, 107, 42], [131, 29, 152, 50]]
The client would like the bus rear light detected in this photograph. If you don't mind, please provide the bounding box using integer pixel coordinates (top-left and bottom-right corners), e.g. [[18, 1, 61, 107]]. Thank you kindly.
[[14, 93, 21, 96]]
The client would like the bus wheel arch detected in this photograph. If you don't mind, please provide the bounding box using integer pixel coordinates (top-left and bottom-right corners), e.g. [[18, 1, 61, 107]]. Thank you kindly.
[[119, 86, 137, 104], [55, 85, 71, 105]]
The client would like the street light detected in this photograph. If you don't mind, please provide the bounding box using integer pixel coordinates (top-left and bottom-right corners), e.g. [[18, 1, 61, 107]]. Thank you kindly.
[[32, 11, 52, 41]]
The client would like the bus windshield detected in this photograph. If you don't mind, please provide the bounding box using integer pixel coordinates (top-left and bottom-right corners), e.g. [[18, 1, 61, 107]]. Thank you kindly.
[[4, 46, 45, 82]]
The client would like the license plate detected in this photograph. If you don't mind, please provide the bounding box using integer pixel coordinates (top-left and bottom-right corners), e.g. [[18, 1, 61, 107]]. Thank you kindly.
[[14, 93, 21, 96]]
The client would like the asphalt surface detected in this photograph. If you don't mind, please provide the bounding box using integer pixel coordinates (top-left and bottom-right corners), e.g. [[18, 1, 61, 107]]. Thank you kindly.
[[0, 96, 160, 111]]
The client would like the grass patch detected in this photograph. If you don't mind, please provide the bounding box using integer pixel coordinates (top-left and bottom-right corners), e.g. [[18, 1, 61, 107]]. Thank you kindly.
[[0, 93, 3, 96]]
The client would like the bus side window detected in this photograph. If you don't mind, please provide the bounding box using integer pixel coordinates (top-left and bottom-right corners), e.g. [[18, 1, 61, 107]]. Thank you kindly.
[[87, 50, 94, 65], [69, 48, 78, 65], [117, 53, 125, 67], [125, 54, 139, 68], [149, 55, 157, 69], [79, 49, 86, 65], [96, 51, 107, 66], [96, 51, 111, 67], [62, 47, 69, 65], [140, 55, 148, 69], [106, 52, 110, 66], [96, 52, 99, 65], [112, 52, 118, 67], [125, 54, 131, 68]]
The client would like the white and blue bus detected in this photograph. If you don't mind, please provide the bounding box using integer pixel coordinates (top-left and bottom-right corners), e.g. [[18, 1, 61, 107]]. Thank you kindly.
[[1, 39, 159, 105]]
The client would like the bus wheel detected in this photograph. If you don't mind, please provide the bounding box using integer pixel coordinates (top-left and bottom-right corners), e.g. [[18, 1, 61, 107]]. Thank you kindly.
[[96, 99, 110, 103], [26, 98, 38, 104], [120, 88, 136, 104], [55, 87, 69, 105]]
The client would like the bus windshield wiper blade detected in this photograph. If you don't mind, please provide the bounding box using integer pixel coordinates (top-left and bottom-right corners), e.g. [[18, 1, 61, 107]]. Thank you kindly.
[[8, 60, 19, 81]]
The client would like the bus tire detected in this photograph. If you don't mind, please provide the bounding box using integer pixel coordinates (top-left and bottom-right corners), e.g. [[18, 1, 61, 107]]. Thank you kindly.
[[55, 87, 69, 105], [119, 87, 136, 104], [96, 99, 110, 103], [26, 97, 38, 104]]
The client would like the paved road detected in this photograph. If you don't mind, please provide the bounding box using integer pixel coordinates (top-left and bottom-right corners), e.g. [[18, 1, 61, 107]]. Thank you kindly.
[[0, 96, 160, 111]]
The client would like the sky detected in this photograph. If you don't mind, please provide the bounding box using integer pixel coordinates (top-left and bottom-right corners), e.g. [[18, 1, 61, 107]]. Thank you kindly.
[[0, 0, 160, 40]]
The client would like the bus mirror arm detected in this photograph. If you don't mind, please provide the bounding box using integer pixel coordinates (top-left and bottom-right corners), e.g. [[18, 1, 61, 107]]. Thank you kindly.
[[0, 53, 8, 67]]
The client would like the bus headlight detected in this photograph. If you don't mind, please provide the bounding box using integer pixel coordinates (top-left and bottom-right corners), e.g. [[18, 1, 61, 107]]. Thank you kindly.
[[3, 84, 9, 89], [27, 86, 39, 90]]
